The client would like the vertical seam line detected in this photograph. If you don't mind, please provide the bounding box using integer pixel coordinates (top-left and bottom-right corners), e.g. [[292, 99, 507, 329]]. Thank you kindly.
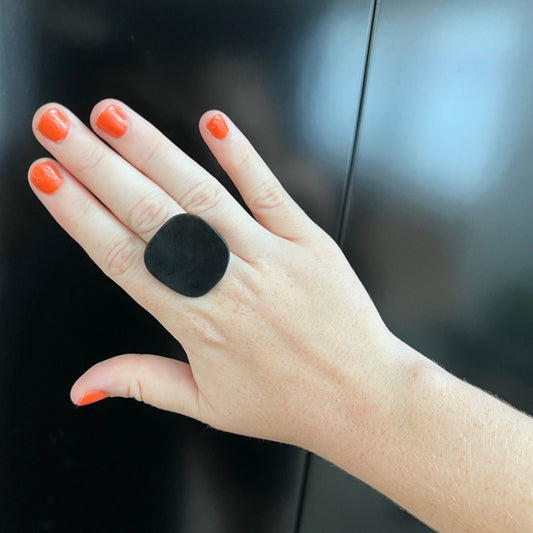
[[337, 0, 380, 248], [292, 1, 380, 532]]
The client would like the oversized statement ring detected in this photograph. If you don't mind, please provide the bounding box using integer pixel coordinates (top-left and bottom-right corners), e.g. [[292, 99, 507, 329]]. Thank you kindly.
[[144, 214, 230, 297]]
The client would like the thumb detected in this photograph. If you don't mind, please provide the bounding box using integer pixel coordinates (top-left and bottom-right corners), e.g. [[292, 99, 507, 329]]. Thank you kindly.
[[70, 353, 201, 420]]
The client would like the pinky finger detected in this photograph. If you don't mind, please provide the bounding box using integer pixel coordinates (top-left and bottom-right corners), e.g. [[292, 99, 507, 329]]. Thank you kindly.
[[27, 159, 175, 314]]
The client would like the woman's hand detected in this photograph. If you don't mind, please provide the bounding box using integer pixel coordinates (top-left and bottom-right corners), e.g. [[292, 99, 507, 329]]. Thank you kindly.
[[28, 99, 404, 450], [29, 100, 533, 532]]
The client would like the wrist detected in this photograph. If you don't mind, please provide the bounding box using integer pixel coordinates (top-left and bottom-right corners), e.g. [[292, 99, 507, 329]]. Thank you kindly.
[[295, 331, 533, 533], [297, 332, 432, 478]]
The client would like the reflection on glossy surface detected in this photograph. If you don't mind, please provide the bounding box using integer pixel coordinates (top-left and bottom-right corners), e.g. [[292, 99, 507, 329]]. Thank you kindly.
[[0, 0, 372, 531], [294, 3, 373, 174], [302, 1, 533, 531], [361, 3, 527, 206]]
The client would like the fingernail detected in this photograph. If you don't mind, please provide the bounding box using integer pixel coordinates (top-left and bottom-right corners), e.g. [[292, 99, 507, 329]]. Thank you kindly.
[[207, 114, 228, 139], [30, 161, 63, 194], [78, 390, 108, 406], [96, 104, 128, 138], [37, 108, 70, 142]]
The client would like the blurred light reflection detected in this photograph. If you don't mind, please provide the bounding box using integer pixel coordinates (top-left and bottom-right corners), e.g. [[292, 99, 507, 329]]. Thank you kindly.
[[294, 4, 370, 174], [361, 4, 526, 205]]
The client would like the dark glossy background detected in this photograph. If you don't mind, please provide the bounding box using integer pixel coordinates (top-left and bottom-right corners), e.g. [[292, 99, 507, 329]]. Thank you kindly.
[[0, 0, 372, 531], [1, 0, 532, 531]]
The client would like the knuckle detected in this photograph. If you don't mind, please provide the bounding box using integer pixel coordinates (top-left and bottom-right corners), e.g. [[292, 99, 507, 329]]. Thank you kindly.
[[125, 355, 146, 402], [251, 182, 286, 210], [217, 273, 261, 316], [230, 143, 255, 173], [70, 196, 97, 228], [128, 191, 170, 237], [180, 180, 222, 214], [140, 135, 164, 167], [76, 143, 106, 175], [128, 376, 145, 403], [104, 238, 140, 279], [182, 309, 226, 345]]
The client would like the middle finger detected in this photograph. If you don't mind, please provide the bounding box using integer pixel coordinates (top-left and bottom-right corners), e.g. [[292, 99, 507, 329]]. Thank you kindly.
[[90, 99, 268, 260]]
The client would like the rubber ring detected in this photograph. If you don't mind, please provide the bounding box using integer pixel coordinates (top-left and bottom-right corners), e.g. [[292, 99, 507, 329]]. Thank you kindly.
[[144, 214, 230, 297]]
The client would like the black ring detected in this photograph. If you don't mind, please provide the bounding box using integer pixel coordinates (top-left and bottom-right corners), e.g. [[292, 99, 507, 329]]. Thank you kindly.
[[144, 214, 230, 297]]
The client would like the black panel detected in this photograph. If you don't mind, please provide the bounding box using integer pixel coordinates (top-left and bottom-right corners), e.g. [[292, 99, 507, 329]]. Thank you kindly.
[[300, 0, 533, 531], [0, 1, 372, 531]]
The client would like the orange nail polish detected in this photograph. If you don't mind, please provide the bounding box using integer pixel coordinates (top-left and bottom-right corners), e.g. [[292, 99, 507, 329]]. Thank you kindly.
[[207, 114, 228, 139], [30, 161, 63, 194], [37, 108, 70, 142], [78, 390, 108, 406], [96, 104, 128, 137]]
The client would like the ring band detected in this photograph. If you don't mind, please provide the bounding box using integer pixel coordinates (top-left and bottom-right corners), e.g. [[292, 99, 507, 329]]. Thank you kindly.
[[144, 214, 230, 297]]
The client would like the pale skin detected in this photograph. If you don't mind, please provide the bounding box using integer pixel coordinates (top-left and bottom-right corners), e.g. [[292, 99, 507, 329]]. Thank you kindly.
[[29, 100, 533, 532]]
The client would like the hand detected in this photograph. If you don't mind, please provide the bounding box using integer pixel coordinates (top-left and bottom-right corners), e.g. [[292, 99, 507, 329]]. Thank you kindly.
[[29, 100, 404, 450], [30, 101, 533, 532]]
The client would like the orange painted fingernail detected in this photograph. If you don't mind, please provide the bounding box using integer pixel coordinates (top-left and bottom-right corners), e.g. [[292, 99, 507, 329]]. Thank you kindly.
[[78, 390, 108, 406], [96, 104, 128, 137], [37, 108, 70, 142], [30, 161, 63, 194], [207, 114, 228, 139]]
